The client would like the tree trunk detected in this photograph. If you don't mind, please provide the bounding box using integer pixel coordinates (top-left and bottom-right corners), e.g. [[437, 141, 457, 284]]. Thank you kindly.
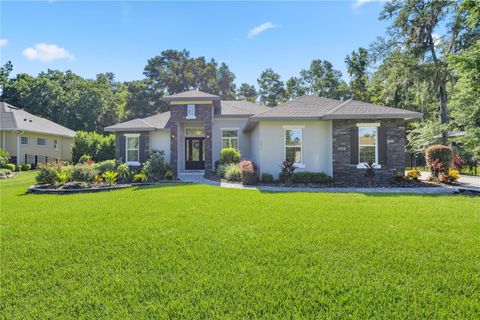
[[438, 80, 449, 145]]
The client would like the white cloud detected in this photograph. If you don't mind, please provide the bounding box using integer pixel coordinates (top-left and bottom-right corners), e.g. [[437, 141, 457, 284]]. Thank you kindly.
[[0, 39, 8, 46], [22, 43, 75, 62], [432, 33, 442, 46], [352, 0, 380, 10], [247, 22, 278, 38]]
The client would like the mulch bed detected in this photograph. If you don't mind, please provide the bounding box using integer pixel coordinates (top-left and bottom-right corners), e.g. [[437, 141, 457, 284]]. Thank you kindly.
[[205, 175, 444, 188]]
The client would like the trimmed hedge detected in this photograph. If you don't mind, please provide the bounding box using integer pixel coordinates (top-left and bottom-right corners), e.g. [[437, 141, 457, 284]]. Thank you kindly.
[[261, 173, 274, 183], [280, 171, 333, 184], [425, 145, 453, 170], [220, 148, 241, 164]]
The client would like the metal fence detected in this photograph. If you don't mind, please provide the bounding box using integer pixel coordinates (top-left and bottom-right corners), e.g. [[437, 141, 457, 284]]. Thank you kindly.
[[24, 154, 58, 168]]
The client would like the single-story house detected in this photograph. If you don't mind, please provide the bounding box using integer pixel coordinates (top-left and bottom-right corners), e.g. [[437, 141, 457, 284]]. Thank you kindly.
[[0, 102, 75, 165], [105, 90, 422, 181]]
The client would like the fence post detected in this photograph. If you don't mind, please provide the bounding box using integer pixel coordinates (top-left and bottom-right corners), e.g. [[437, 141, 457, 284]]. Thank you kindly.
[[35, 155, 38, 166]]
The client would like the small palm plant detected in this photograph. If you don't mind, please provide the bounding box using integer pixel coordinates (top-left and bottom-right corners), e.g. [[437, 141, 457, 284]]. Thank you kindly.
[[56, 171, 70, 185], [102, 171, 119, 186], [280, 161, 296, 185]]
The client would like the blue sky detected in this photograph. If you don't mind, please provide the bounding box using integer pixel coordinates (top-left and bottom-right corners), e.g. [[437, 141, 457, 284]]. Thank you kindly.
[[1, 1, 387, 87]]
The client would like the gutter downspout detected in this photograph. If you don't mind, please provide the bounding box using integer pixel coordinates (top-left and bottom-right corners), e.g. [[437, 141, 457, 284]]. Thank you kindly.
[[15, 131, 24, 165], [2, 131, 5, 149]]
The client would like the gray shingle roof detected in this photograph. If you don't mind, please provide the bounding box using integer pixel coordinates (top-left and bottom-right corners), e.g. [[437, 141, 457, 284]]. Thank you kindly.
[[0, 102, 75, 138], [219, 100, 270, 116], [250, 96, 422, 120], [162, 90, 220, 101], [104, 111, 171, 132]]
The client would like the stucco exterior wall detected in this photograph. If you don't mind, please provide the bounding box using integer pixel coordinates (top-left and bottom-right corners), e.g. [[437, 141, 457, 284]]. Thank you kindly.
[[1, 131, 72, 164], [150, 130, 171, 163], [252, 121, 333, 179], [212, 118, 251, 163]]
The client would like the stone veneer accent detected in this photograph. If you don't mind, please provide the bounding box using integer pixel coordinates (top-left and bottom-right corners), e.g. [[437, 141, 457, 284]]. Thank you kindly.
[[169, 103, 213, 175], [332, 119, 406, 182], [115, 132, 150, 164]]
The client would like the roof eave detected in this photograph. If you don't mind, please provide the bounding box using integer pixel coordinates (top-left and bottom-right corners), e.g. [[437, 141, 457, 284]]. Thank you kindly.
[[104, 127, 157, 132], [322, 113, 423, 120], [162, 96, 220, 102]]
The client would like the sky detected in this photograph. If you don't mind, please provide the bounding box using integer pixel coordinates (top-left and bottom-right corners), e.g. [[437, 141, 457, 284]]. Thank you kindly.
[[0, 0, 388, 87]]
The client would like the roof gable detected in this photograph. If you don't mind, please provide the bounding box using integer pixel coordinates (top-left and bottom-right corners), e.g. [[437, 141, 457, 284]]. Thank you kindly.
[[0, 102, 75, 138]]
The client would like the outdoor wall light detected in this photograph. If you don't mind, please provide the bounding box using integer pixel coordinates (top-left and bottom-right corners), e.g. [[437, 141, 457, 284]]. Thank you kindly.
[[171, 134, 176, 139], [206, 134, 210, 139]]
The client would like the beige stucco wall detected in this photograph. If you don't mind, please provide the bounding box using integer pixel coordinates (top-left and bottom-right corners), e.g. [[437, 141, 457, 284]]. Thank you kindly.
[[0, 131, 73, 164], [252, 121, 333, 179], [212, 118, 251, 163], [149, 130, 171, 163]]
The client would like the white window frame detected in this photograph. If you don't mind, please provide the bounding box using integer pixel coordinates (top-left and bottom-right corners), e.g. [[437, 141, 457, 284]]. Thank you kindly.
[[356, 123, 381, 169], [53, 139, 59, 150], [125, 134, 140, 165], [37, 138, 46, 147], [21, 136, 28, 145], [186, 104, 196, 119], [283, 126, 305, 168], [221, 128, 240, 150]]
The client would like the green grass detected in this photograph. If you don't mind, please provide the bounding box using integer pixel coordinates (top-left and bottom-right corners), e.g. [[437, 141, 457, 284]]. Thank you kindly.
[[1, 172, 479, 319]]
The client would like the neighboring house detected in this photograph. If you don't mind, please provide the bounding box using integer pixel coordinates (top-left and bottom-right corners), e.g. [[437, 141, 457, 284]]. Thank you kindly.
[[105, 90, 422, 181], [0, 102, 75, 165]]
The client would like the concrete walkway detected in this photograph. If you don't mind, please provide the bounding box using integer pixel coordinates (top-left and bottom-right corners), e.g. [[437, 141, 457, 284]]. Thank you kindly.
[[420, 171, 480, 192], [178, 173, 457, 194]]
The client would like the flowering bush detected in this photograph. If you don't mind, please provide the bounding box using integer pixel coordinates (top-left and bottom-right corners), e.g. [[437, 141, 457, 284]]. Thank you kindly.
[[142, 150, 166, 181], [36, 163, 61, 185], [70, 164, 98, 183], [440, 169, 460, 184], [407, 169, 421, 181]]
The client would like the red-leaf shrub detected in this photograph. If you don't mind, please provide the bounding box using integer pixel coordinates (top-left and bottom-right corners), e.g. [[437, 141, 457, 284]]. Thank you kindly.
[[425, 145, 453, 173], [239, 160, 257, 185], [428, 159, 445, 178], [453, 154, 464, 170]]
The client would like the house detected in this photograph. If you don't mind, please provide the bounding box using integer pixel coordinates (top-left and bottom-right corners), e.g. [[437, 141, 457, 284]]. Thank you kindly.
[[105, 90, 422, 181], [0, 102, 75, 165]]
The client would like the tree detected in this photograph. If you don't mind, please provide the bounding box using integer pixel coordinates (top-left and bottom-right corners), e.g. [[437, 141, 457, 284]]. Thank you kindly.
[[0, 61, 13, 95], [124, 80, 165, 120], [379, 0, 478, 143], [257, 68, 285, 107], [300, 59, 350, 100], [285, 76, 307, 100], [448, 39, 480, 159], [345, 47, 370, 101], [237, 83, 258, 102], [217, 62, 236, 100]]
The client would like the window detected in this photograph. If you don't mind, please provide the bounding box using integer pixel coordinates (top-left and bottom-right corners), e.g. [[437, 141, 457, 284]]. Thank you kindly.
[[358, 126, 377, 164], [285, 128, 302, 164], [125, 135, 140, 164], [185, 127, 205, 136], [222, 130, 239, 149], [21, 137, 28, 145], [186, 104, 196, 119], [37, 138, 46, 146], [53, 139, 58, 150]]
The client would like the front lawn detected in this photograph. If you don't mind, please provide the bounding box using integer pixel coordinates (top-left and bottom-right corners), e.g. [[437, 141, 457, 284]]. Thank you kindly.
[[1, 172, 479, 319]]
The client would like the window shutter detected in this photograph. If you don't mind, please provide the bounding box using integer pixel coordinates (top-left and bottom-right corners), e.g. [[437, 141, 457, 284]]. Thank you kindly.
[[378, 126, 387, 165], [350, 127, 359, 164]]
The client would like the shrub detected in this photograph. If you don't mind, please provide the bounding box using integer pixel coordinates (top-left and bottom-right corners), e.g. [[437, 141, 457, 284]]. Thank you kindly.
[[35, 163, 60, 185], [3, 163, 15, 171], [0, 148, 9, 167], [407, 169, 421, 181], [216, 164, 226, 178], [0, 170, 8, 179], [70, 164, 98, 183], [102, 171, 119, 186], [220, 148, 241, 164], [239, 160, 257, 185], [393, 171, 406, 182], [164, 170, 173, 180], [224, 163, 241, 181], [291, 171, 333, 184], [142, 150, 166, 181], [21, 164, 31, 171], [453, 154, 464, 170], [78, 154, 93, 164], [57, 171, 70, 184], [94, 160, 116, 174], [261, 173, 274, 183], [279, 161, 296, 185], [72, 131, 115, 163], [440, 169, 460, 184], [428, 159, 445, 178], [133, 173, 147, 183], [311, 172, 333, 184], [364, 161, 375, 179], [117, 163, 131, 182], [425, 145, 453, 172], [15, 165, 22, 172]]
